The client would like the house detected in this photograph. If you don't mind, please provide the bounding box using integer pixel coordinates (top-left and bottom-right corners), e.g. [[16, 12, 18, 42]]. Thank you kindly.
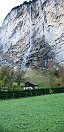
[[24, 82, 38, 90]]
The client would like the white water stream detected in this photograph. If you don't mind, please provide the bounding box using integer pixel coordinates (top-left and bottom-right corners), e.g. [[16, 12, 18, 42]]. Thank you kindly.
[[24, 5, 32, 65]]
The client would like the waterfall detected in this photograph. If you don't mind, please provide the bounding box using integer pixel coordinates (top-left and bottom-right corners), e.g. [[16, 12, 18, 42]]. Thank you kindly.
[[29, 5, 32, 49], [40, 0, 45, 36], [22, 5, 32, 69], [45, 59, 47, 67], [26, 5, 32, 59]]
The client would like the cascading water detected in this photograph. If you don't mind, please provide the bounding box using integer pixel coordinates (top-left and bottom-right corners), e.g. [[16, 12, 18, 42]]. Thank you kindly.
[[22, 5, 32, 69], [29, 5, 32, 52], [40, 0, 48, 67]]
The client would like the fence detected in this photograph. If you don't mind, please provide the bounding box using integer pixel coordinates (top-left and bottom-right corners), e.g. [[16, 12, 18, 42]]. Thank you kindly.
[[0, 87, 64, 99]]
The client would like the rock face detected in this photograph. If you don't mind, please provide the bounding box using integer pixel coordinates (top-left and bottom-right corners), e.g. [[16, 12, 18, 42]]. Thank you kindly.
[[0, 0, 64, 70]]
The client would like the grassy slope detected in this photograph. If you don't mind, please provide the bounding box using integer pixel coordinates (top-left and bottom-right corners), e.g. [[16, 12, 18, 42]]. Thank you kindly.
[[0, 94, 64, 132], [24, 68, 50, 88]]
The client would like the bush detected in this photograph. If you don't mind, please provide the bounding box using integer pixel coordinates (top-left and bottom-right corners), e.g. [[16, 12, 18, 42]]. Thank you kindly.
[[12, 82, 18, 91]]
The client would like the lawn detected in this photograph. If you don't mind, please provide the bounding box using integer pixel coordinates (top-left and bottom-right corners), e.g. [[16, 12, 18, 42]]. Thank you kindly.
[[0, 93, 64, 132]]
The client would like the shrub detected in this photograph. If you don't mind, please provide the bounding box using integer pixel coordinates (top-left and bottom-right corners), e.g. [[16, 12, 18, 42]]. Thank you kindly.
[[12, 82, 18, 91]]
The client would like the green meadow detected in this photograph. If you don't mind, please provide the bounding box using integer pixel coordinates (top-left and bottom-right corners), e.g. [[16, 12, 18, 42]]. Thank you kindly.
[[0, 93, 64, 132]]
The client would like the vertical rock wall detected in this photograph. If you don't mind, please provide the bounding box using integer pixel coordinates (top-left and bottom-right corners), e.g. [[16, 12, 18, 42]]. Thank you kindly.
[[0, 0, 64, 70]]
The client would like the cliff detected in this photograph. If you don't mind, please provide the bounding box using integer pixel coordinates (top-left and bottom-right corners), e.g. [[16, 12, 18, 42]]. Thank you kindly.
[[0, 0, 64, 70]]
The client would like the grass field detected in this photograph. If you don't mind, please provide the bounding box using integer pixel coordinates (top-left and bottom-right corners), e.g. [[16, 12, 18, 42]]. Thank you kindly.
[[0, 94, 64, 132]]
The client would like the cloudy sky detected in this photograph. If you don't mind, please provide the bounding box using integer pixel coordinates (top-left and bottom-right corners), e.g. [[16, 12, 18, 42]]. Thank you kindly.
[[0, 0, 29, 27]]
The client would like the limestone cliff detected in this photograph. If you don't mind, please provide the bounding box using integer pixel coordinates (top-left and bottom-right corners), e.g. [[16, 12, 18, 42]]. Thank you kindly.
[[0, 0, 64, 70]]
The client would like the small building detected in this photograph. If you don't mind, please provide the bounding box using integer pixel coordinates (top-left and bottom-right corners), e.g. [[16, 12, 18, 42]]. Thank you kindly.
[[24, 82, 38, 90]]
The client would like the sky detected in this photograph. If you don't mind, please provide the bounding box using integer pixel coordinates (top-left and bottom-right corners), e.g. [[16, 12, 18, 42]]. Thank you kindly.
[[0, 0, 29, 27]]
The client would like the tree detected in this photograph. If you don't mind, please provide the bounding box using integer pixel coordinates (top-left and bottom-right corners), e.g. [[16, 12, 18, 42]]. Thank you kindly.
[[0, 80, 2, 90], [0, 66, 25, 91], [48, 61, 60, 87], [11, 69, 25, 87], [2, 76, 9, 87], [0, 66, 10, 80], [12, 82, 18, 91]]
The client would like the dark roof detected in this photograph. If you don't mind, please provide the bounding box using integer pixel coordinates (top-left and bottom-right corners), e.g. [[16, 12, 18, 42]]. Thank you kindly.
[[25, 82, 38, 88]]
